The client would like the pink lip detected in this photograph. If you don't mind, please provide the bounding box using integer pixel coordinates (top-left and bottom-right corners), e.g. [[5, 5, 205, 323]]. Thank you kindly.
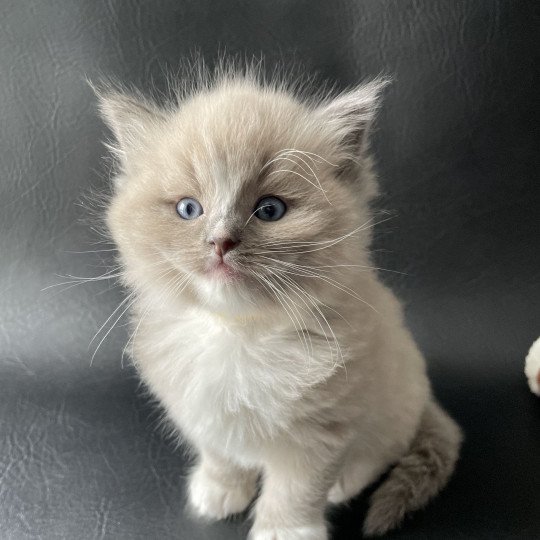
[[207, 260, 241, 281]]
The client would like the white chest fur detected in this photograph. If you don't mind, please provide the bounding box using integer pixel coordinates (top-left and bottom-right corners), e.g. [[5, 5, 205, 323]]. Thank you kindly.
[[135, 309, 338, 463]]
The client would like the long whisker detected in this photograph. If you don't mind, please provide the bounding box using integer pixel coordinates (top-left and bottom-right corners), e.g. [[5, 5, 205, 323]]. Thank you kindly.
[[265, 265, 352, 327], [260, 257, 407, 276], [260, 274, 313, 360], [262, 154, 314, 180], [277, 272, 347, 375], [273, 150, 330, 203], [268, 268, 340, 366], [264, 268, 314, 360], [247, 268, 312, 362], [88, 293, 133, 348], [244, 203, 273, 228], [122, 271, 194, 367], [261, 148, 338, 171], [258, 218, 393, 256], [42, 258, 174, 294], [86, 258, 184, 365], [41, 269, 122, 292], [258, 219, 376, 248], [89, 292, 135, 365], [64, 248, 118, 254], [258, 216, 394, 250], [277, 148, 338, 168], [257, 262, 378, 313], [267, 168, 324, 193]]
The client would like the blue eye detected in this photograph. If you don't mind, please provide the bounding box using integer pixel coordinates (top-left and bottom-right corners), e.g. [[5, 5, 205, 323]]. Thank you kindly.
[[254, 196, 287, 221], [176, 197, 203, 220]]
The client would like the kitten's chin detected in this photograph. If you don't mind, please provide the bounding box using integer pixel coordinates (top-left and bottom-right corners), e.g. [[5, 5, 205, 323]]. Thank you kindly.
[[193, 267, 260, 317]]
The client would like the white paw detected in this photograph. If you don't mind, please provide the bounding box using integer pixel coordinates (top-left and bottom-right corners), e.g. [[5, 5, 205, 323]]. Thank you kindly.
[[327, 480, 349, 504], [188, 467, 256, 520], [525, 337, 540, 395], [327, 461, 381, 504], [249, 525, 327, 540], [328, 474, 366, 504]]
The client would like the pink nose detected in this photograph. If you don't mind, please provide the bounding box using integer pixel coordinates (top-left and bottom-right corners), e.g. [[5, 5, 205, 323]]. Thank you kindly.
[[210, 237, 239, 257]]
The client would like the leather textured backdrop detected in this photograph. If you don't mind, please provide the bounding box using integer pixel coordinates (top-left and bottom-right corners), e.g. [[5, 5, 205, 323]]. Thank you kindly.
[[1, 1, 539, 538]]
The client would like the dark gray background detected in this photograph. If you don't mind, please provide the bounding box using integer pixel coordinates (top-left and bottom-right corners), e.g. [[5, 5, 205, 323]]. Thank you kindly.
[[1, 1, 539, 538]]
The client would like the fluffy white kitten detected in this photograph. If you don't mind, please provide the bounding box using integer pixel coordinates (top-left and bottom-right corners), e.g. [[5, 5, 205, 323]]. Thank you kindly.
[[96, 65, 462, 539]]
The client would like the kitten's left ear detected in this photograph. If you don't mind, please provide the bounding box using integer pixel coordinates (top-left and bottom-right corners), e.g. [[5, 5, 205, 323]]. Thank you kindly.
[[317, 78, 389, 169], [92, 83, 167, 169]]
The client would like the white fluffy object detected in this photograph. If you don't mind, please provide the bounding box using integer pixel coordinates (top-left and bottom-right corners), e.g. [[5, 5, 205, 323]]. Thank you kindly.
[[525, 337, 540, 395]]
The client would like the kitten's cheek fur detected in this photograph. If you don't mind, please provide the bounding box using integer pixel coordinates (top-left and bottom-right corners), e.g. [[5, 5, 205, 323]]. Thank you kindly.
[[249, 525, 328, 540]]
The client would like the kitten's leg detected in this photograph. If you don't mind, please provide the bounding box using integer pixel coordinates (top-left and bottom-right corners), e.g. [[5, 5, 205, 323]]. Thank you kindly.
[[250, 448, 339, 540], [188, 449, 258, 520], [327, 457, 387, 504]]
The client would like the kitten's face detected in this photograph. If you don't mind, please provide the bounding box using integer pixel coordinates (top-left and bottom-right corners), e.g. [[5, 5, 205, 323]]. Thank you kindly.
[[101, 77, 383, 315]]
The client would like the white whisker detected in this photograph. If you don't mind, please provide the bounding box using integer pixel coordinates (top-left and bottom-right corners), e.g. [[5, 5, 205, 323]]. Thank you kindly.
[[277, 148, 338, 168], [260, 257, 406, 276], [258, 217, 393, 255], [269, 268, 339, 365], [91, 294, 138, 365], [267, 168, 324, 193], [264, 268, 315, 360], [256, 261, 378, 314], [248, 269, 312, 362], [273, 150, 330, 203]]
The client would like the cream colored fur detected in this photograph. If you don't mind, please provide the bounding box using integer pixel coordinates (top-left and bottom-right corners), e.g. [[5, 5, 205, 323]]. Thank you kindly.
[[97, 65, 462, 539]]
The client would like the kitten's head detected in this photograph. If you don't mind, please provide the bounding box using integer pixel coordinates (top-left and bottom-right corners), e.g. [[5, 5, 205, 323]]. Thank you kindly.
[[97, 70, 386, 317]]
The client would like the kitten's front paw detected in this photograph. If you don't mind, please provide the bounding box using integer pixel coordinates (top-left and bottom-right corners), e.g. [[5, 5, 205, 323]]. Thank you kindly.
[[249, 525, 327, 540], [188, 466, 256, 520]]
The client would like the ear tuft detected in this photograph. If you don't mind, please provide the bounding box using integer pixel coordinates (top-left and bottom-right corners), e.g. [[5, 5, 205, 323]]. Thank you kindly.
[[90, 81, 167, 167], [318, 77, 390, 162]]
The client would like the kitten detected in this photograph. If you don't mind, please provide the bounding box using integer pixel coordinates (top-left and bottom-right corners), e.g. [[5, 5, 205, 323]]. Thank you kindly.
[[96, 65, 462, 539]]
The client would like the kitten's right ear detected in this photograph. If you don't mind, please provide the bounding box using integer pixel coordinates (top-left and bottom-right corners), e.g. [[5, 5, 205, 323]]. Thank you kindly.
[[316, 77, 389, 173], [91, 82, 166, 168]]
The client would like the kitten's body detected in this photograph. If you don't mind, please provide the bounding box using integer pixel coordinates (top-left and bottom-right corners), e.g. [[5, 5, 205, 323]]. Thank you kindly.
[[98, 67, 461, 539], [135, 272, 426, 466]]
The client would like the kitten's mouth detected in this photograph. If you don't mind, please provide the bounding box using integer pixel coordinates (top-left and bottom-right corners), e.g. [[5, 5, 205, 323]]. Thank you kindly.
[[206, 259, 242, 282]]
